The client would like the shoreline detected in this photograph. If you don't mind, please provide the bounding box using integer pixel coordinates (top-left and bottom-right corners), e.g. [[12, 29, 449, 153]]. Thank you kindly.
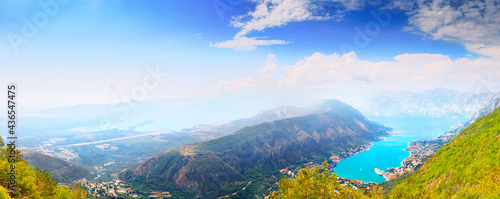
[[374, 132, 455, 181], [332, 131, 398, 181], [329, 143, 372, 167]]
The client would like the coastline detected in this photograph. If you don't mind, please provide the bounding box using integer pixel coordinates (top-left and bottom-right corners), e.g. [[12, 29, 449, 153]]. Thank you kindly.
[[331, 131, 398, 180], [329, 143, 372, 167], [330, 130, 398, 167], [281, 130, 398, 180], [374, 132, 455, 181]]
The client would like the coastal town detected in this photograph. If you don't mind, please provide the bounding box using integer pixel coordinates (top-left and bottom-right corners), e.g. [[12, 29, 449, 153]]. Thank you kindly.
[[78, 175, 171, 198], [78, 177, 138, 198], [329, 143, 372, 167], [375, 131, 455, 180], [80, 133, 396, 197]]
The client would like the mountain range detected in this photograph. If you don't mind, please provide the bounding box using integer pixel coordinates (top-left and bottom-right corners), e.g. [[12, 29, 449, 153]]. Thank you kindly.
[[16, 88, 499, 198], [17, 98, 389, 183], [120, 99, 391, 198], [176, 101, 365, 140], [359, 88, 494, 118], [449, 92, 500, 134], [417, 91, 500, 150], [8, 90, 500, 198]]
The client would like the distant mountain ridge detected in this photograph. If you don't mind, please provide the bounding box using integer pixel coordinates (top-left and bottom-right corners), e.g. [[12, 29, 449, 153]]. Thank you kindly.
[[423, 91, 500, 144], [175, 100, 364, 140], [449, 92, 500, 134], [29, 99, 333, 132], [178, 105, 307, 139], [360, 88, 494, 118], [120, 99, 391, 198]]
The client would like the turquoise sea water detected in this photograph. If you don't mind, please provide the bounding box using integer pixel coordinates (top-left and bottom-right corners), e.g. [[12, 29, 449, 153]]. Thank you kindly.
[[334, 116, 461, 183]]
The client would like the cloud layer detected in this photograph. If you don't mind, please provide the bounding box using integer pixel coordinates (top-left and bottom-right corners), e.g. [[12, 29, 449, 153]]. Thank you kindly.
[[407, 0, 500, 58], [210, 36, 289, 50], [211, 0, 359, 50], [215, 51, 500, 94], [212, 0, 500, 55], [212, 0, 500, 95]]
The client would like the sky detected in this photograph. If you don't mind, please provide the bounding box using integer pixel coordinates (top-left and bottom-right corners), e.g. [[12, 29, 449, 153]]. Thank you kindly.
[[1, 0, 500, 124]]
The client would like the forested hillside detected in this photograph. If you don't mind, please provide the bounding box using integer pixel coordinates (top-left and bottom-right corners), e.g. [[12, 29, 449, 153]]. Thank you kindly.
[[0, 137, 87, 198], [22, 151, 93, 183]]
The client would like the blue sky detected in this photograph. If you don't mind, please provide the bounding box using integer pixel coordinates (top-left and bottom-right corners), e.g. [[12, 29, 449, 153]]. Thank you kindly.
[[1, 0, 500, 126]]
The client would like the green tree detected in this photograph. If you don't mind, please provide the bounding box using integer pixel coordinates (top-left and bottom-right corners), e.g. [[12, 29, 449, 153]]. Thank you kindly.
[[0, 136, 87, 199], [71, 183, 88, 199], [0, 185, 12, 199], [271, 160, 381, 199]]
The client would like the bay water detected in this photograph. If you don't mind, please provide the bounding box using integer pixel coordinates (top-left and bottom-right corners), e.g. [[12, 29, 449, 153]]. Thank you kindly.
[[334, 116, 461, 183]]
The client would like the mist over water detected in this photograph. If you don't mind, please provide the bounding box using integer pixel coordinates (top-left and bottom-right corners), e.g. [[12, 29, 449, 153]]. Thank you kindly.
[[334, 116, 461, 183]]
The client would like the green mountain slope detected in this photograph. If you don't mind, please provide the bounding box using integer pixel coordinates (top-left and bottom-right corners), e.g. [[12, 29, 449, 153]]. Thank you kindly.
[[22, 151, 93, 183], [121, 99, 391, 198], [0, 137, 87, 198], [388, 107, 500, 198]]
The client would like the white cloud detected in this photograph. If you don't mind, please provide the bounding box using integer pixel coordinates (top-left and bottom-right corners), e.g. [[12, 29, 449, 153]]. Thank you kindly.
[[213, 51, 500, 94], [465, 44, 500, 59], [214, 53, 280, 92], [211, 0, 358, 50], [283, 52, 500, 92], [210, 36, 289, 50], [232, 0, 330, 37], [330, 0, 365, 11], [279, 52, 365, 86], [261, 53, 279, 83], [407, 0, 500, 57]]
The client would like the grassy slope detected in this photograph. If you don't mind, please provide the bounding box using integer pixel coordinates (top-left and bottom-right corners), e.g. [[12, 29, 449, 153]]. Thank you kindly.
[[388, 108, 500, 198]]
